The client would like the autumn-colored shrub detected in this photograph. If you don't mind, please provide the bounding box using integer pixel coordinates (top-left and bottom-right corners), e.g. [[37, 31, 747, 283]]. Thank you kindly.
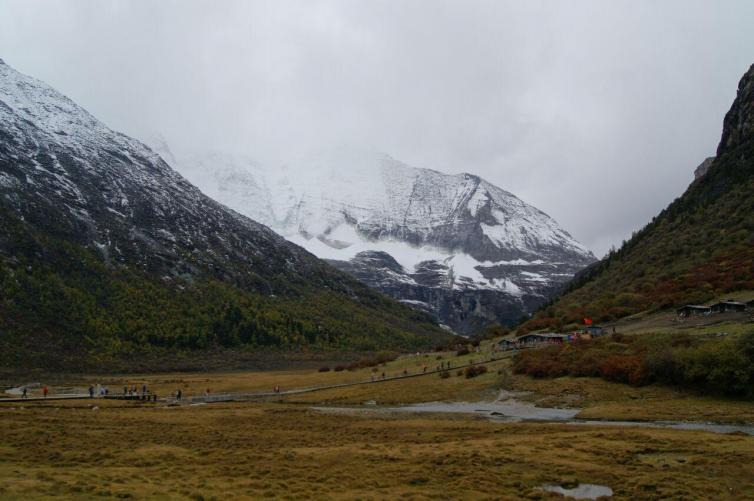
[[598, 355, 646, 385], [512, 330, 754, 397]]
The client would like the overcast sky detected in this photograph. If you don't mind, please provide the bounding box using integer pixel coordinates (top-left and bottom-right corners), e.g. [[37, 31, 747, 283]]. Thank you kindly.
[[1, 0, 753, 256]]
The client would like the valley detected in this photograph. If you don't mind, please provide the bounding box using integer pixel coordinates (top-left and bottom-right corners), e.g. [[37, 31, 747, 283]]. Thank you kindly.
[[1, 5, 753, 500], [2, 332, 754, 499], [167, 149, 595, 332]]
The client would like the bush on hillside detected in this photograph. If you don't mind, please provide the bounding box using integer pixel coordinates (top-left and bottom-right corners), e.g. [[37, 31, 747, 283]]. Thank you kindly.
[[465, 365, 488, 379], [513, 331, 754, 397]]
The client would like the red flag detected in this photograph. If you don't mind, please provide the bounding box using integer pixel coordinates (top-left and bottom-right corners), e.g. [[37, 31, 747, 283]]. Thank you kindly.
[[583, 317, 593, 325]]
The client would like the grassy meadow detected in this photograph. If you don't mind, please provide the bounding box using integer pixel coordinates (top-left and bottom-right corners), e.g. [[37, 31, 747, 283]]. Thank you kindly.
[[1, 400, 754, 500], [2, 333, 754, 499]]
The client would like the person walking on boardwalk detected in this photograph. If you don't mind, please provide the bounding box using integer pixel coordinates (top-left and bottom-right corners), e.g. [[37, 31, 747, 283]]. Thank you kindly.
[[21, 387, 27, 399], [176, 389, 182, 401], [43, 385, 49, 398], [88, 385, 94, 398]]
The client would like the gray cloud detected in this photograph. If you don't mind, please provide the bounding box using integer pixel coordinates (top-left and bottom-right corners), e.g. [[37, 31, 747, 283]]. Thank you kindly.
[[1, 0, 753, 256]]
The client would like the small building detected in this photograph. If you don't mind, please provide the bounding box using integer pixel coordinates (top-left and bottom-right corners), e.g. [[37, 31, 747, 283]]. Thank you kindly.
[[676, 305, 712, 318], [517, 333, 568, 346], [584, 325, 605, 337], [710, 300, 747, 313], [498, 338, 519, 351]]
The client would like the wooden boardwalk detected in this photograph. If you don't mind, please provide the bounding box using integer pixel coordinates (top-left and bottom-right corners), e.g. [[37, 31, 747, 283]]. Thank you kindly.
[[0, 394, 90, 403], [0, 354, 514, 405], [188, 355, 512, 404]]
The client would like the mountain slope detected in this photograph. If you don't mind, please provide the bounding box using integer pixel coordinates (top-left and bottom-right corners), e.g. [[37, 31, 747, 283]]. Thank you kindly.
[[520, 63, 754, 333], [0, 58, 450, 371], [169, 149, 595, 333]]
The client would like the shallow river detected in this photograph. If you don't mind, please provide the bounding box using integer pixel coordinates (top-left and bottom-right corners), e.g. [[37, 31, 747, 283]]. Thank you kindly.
[[313, 391, 754, 436]]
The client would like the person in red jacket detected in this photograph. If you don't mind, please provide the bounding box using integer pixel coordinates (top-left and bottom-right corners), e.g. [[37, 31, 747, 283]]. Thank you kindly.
[[43, 385, 49, 398]]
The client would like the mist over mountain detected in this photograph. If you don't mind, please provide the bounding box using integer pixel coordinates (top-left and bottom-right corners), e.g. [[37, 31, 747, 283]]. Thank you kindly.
[[163, 146, 595, 332]]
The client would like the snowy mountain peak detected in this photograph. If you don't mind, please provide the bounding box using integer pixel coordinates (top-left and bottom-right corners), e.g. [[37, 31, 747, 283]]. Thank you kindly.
[[168, 147, 596, 332], [0, 59, 163, 170], [0, 59, 449, 360], [173, 148, 593, 263], [0, 58, 306, 290]]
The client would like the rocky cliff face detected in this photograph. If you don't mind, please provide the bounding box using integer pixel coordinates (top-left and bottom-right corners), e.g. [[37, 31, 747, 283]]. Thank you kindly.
[[718, 63, 754, 156], [169, 148, 595, 333], [324, 250, 559, 332], [693, 157, 715, 180]]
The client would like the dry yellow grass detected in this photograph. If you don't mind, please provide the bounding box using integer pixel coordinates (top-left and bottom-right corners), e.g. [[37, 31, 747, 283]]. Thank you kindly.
[[3, 337, 754, 499], [0, 401, 753, 500], [507, 373, 754, 423]]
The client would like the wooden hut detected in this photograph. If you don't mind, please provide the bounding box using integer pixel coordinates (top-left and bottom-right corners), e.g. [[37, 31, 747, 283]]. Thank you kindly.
[[676, 305, 711, 318], [710, 300, 747, 313], [517, 333, 568, 346], [498, 338, 518, 351]]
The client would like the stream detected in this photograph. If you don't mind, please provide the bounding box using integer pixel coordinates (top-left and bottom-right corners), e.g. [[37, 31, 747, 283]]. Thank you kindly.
[[313, 390, 754, 436]]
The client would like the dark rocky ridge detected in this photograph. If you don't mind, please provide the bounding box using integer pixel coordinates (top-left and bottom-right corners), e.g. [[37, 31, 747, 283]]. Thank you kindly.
[[717, 63, 754, 155], [326, 250, 581, 334]]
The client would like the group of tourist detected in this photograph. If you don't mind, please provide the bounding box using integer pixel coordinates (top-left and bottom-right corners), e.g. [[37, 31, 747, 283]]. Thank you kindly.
[[120, 384, 158, 401]]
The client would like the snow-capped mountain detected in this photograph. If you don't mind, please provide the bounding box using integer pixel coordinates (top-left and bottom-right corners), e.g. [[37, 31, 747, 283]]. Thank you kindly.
[[0, 58, 448, 356], [166, 148, 596, 332], [0, 58, 299, 283]]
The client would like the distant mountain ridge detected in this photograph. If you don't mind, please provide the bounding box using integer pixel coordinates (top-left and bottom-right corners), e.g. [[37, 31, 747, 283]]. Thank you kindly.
[[0, 58, 449, 370], [520, 63, 754, 333], [168, 148, 595, 333]]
